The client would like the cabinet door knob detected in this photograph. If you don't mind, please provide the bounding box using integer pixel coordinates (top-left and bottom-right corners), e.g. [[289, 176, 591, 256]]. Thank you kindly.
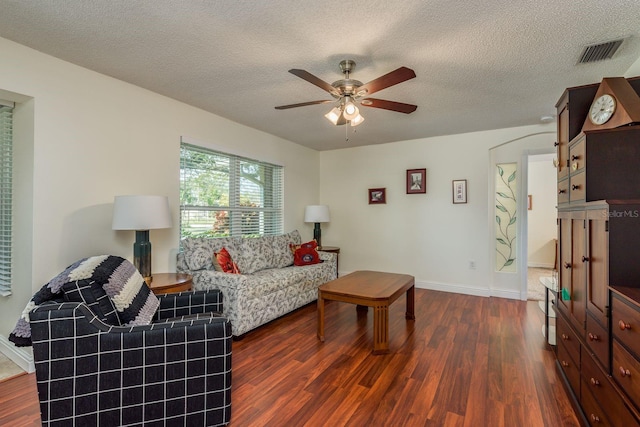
[[590, 414, 601, 423], [558, 189, 566, 194], [588, 333, 599, 341], [619, 366, 631, 377], [571, 184, 580, 190], [590, 377, 600, 386], [571, 155, 579, 161], [563, 262, 571, 269], [619, 320, 631, 330], [582, 256, 589, 263], [554, 141, 560, 147], [561, 361, 569, 367], [561, 334, 569, 340]]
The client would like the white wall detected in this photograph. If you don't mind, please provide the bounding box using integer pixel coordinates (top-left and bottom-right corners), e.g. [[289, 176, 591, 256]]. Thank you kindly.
[[319, 125, 555, 297], [0, 37, 321, 338], [626, 55, 640, 78], [527, 154, 557, 268]]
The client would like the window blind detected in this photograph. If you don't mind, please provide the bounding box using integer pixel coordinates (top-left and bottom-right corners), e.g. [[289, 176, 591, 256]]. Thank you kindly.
[[0, 106, 13, 296], [180, 142, 283, 239]]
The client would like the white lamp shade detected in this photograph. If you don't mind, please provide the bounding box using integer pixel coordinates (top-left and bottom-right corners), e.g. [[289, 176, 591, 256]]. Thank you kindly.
[[304, 205, 330, 223], [324, 107, 342, 125], [350, 113, 365, 126], [112, 195, 173, 230], [343, 102, 359, 120]]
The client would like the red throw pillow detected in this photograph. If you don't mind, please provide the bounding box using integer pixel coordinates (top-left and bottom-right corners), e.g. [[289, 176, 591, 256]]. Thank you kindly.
[[289, 239, 317, 254], [214, 247, 240, 274], [290, 240, 321, 266]]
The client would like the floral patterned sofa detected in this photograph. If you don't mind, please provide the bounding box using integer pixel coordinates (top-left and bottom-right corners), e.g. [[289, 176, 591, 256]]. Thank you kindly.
[[177, 230, 337, 336]]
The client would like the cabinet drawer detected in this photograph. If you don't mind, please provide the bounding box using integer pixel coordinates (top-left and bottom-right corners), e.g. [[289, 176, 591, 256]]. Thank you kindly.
[[581, 380, 611, 426], [558, 179, 569, 204], [612, 295, 640, 358], [569, 138, 586, 173], [558, 315, 581, 364], [558, 339, 581, 397], [582, 350, 639, 426], [613, 339, 640, 408], [569, 172, 586, 203], [586, 314, 610, 372]]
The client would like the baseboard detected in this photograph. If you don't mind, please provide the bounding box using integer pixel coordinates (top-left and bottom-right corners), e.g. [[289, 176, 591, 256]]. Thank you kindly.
[[489, 287, 524, 300], [528, 262, 554, 269], [415, 279, 492, 298], [0, 334, 35, 373], [339, 270, 520, 301]]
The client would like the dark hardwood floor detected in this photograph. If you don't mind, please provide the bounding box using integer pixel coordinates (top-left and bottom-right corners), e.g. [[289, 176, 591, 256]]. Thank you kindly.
[[0, 289, 578, 426]]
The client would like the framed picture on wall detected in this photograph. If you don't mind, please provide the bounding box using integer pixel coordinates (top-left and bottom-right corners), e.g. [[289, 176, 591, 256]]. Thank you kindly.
[[406, 168, 426, 194], [452, 179, 467, 204], [368, 188, 386, 204]]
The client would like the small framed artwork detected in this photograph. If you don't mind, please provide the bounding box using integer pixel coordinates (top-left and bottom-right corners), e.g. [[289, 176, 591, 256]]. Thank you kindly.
[[406, 168, 426, 194], [368, 188, 386, 204], [452, 179, 467, 204]]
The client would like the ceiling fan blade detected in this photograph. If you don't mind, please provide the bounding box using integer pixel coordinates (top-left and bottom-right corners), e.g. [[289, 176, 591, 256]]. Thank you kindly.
[[361, 98, 418, 114], [356, 67, 416, 96], [289, 69, 341, 96], [275, 100, 334, 110]]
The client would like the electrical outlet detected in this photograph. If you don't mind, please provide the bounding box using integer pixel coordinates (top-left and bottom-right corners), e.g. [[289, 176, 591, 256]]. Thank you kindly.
[[469, 260, 476, 270]]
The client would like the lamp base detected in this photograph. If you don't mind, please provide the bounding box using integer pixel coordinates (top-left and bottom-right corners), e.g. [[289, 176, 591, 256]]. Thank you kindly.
[[313, 222, 322, 249], [133, 230, 152, 284]]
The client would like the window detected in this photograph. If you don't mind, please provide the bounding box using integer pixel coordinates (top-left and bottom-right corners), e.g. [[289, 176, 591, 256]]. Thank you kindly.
[[0, 105, 13, 296], [180, 141, 283, 239]]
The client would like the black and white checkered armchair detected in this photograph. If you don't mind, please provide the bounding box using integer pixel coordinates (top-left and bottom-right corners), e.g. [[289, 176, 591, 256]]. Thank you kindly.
[[11, 256, 232, 427]]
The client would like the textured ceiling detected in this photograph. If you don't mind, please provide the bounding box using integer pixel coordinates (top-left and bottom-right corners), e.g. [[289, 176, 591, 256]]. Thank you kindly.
[[2, 0, 640, 151]]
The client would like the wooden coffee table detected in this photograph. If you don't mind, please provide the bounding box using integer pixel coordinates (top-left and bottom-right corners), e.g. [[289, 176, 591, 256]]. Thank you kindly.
[[317, 270, 415, 354]]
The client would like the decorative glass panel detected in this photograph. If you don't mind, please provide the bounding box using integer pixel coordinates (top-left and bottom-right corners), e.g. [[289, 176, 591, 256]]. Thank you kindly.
[[496, 163, 517, 272]]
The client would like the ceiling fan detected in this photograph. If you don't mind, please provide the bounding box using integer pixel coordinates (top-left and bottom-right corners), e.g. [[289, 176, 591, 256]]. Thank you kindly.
[[275, 60, 417, 127]]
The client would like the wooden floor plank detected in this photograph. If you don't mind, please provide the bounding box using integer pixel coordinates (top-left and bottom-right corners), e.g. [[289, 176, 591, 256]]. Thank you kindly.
[[0, 289, 579, 426]]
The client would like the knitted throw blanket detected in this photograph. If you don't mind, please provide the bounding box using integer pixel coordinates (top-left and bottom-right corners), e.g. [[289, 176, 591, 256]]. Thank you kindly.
[[9, 255, 159, 347]]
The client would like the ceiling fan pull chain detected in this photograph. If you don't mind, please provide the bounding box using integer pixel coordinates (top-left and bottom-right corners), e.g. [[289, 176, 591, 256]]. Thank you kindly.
[[345, 120, 349, 142]]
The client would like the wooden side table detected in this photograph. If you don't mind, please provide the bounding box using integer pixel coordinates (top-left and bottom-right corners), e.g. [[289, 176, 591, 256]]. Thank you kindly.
[[319, 246, 340, 276], [147, 273, 193, 295]]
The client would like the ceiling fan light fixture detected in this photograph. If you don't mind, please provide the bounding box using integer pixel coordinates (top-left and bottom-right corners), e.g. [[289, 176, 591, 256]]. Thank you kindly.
[[350, 113, 365, 127], [343, 99, 360, 120], [276, 60, 418, 133], [324, 107, 342, 125]]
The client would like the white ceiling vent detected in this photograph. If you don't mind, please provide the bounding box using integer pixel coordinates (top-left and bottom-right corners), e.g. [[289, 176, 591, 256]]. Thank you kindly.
[[578, 39, 624, 63]]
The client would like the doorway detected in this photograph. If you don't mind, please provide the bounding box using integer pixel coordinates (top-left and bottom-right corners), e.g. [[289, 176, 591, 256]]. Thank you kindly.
[[526, 152, 557, 301]]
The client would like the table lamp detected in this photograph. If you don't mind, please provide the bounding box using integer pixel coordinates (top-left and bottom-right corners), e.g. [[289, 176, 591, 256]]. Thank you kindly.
[[304, 205, 330, 248], [112, 195, 172, 283]]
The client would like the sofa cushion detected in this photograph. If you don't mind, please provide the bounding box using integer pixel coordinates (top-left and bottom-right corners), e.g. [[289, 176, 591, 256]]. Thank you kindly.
[[181, 230, 302, 274], [182, 236, 239, 271], [185, 246, 211, 270], [234, 237, 274, 274], [233, 230, 301, 274], [271, 230, 300, 268]]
